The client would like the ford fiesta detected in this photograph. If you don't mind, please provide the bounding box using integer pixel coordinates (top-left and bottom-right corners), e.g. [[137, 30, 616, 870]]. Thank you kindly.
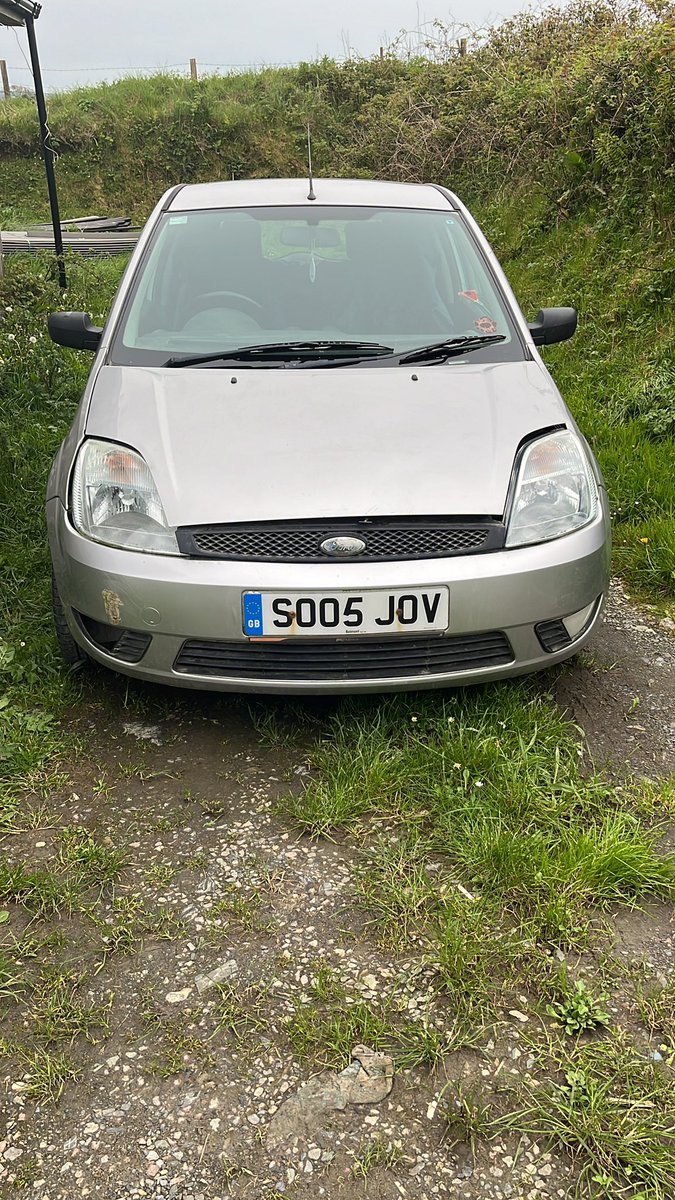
[[46, 178, 611, 693]]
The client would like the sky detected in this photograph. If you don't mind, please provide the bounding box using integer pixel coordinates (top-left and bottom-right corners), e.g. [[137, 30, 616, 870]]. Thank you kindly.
[[1, 0, 530, 93]]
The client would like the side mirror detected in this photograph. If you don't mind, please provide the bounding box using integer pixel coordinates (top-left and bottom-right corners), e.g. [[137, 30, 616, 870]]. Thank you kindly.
[[48, 311, 103, 351], [528, 307, 577, 346]]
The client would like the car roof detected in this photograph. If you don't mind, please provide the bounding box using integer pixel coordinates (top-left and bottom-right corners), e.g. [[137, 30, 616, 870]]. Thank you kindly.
[[167, 177, 457, 212]]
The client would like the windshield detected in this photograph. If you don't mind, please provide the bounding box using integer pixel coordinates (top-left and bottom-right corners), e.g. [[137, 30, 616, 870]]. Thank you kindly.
[[111, 205, 523, 366]]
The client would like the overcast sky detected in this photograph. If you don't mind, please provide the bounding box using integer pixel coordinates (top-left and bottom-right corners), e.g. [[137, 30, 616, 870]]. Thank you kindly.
[[2, 0, 532, 93]]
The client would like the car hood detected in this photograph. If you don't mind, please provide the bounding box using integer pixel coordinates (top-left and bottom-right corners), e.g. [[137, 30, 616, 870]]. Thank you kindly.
[[85, 361, 568, 525]]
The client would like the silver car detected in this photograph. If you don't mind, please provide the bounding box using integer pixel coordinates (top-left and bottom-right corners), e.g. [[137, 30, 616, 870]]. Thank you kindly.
[[46, 178, 610, 694]]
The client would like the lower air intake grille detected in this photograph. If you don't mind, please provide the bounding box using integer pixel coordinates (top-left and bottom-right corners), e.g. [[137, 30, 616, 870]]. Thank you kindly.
[[178, 519, 504, 562], [110, 630, 153, 663], [77, 613, 152, 663], [174, 632, 514, 681], [535, 619, 573, 654]]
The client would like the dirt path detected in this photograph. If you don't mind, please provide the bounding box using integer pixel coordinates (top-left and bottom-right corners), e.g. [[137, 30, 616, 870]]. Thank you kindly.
[[552, 582, 675, 778], [1, 584, 674, 1200]]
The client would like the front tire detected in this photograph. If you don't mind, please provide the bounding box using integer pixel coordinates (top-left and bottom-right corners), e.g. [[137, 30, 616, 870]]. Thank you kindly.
[[51, 573, 88, 667]]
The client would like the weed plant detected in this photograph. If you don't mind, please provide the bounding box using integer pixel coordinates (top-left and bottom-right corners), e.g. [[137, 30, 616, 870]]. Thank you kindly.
[[545, 976, 610, 1037]]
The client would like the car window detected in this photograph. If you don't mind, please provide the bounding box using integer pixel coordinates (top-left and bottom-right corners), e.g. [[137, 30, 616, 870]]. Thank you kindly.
[[112, 206, 524, 365]]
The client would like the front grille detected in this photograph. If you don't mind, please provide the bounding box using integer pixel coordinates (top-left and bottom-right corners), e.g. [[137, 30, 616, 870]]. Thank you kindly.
[[535, 619, 573, 654], [174, 632, 514, 681], [177, 518, 504, 563]]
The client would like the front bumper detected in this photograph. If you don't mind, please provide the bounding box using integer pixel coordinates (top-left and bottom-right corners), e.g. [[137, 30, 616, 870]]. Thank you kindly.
[[47, 496, 611, 694]]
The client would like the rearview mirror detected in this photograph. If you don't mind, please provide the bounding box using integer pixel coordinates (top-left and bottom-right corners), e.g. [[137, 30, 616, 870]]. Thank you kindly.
[[279, 227, 341, 248], [48, 311, 103, 351], [528, 307, 577, 346]]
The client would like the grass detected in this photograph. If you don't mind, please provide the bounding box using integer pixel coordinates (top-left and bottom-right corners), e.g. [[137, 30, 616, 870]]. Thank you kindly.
[[247, 703, 306, 748], [435, 1029, 675, 1195], [496, 1034, 675, 1199], [19, 1046, 81, 1102], [0, 948, 27, 999], [282, 686, 675, 1072], [440, 1083, 496, 1161], [57, 825, 128, 889], [27, 969, 113, 1044], [0, 253, 126, 833], [92, 894, 187, 964], [635, 974, 675, 1062], [140, 992, 216, 1077], [311, 959, 346, 1002], [356, 834, 438, 948], [212, 981, 271, 1052], [144, 862, 179, 887], [283, 689, 674, 954], [0, 862, 80, 916], [221, 1158, 246, 1189], [0, 827, 127, 919], [488, 195, 675, 612], [351, 1138, 406, 1179], [209, 885, 269, 932], [287, 989, 469, 1072], [287, 997, 392, 1068], [10, 1156, 39, 1189]]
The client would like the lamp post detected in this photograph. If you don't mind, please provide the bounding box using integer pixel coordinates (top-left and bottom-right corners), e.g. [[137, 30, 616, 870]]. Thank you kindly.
[[0, 0, 67, 287]]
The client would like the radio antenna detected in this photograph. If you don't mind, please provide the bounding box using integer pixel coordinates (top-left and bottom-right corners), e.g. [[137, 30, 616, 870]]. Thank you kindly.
[[306, 124, 316, 201]]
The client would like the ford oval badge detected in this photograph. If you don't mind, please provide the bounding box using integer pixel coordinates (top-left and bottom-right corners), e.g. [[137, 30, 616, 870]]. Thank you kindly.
[[320, 535, 367, 557]]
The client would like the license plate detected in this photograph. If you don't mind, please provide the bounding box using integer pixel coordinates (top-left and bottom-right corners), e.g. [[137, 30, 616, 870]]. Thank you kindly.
[[242, 588, 449, 638]]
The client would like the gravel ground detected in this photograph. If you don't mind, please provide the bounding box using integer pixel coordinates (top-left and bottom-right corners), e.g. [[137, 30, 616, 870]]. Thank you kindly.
[[1, 757, 573, 1199], [1, 582, 673, 1200], [553, 581, 675, 775]]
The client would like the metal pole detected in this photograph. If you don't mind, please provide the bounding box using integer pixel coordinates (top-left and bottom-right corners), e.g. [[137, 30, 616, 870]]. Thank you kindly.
[[24, 13, 66, 287]]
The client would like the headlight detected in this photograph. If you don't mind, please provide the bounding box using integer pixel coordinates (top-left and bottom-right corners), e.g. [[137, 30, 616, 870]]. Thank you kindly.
[[71, 439, 180, 555], [506, 429, 599, 548]]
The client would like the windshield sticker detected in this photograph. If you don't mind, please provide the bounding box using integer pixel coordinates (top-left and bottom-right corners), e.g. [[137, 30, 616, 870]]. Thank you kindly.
[[475, 316, 498, 335], [459, 290, 480, 302], [169, 216, 188, 224]]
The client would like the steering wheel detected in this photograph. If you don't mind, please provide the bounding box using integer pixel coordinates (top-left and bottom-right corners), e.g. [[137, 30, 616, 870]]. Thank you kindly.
[[188, 291, 263, 317]]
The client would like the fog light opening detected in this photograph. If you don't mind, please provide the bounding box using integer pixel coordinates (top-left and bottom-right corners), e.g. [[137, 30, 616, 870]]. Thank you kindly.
[[562, 598, 600, 640], [75, 612, 152, 664]]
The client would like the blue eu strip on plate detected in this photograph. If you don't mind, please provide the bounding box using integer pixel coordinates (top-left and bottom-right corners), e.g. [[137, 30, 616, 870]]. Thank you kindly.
[[243, 592, 264, 636]]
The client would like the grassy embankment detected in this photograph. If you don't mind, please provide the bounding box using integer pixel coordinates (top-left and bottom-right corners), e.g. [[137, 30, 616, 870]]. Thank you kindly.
[[0, 4, 674, 1193]]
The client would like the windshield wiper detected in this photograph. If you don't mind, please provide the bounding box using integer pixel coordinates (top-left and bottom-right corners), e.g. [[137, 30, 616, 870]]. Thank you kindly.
[[164, 340, 395, 368], [396, 334, 506, 365], [163, 335, 505, 369]]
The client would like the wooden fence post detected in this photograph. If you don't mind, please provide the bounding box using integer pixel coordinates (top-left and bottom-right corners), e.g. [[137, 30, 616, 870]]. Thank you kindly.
[[458, 38, 467, 57], [0, 60, 10, 100], [190, 58, 198, 82]]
